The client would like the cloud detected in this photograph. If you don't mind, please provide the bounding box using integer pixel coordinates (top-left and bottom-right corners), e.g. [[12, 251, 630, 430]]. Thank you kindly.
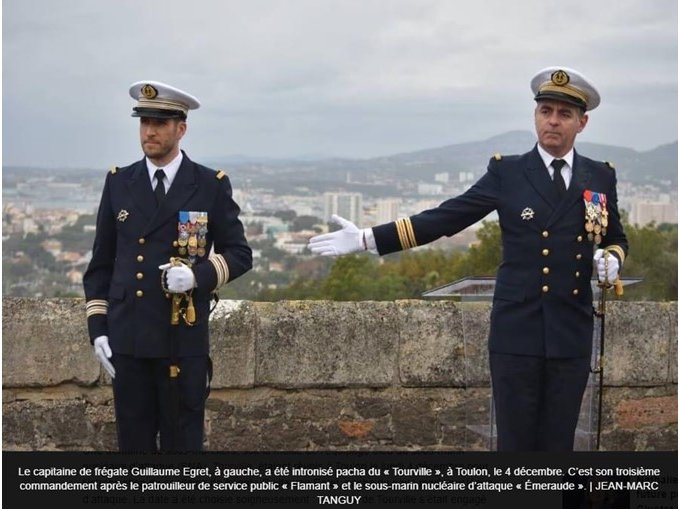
[[3, 0, 677, 166]]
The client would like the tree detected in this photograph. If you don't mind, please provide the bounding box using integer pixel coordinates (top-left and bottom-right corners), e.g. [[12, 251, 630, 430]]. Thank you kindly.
[[617, 222, 677, 301], [264, 219, 677, 302]]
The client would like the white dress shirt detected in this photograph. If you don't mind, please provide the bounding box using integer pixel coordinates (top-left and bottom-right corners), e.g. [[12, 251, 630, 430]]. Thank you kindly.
[[146, 151, 183, 192], [536, 144, 574, 188]]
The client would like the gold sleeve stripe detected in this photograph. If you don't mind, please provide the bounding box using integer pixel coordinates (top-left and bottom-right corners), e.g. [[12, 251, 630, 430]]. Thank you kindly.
[[395, 219, 408, 250], [605, 245, 626, 264], [209, 254, 230, 289], [404, 218, 417, 248], [395, 218, 417, 250], [86, 299, 108, 317]]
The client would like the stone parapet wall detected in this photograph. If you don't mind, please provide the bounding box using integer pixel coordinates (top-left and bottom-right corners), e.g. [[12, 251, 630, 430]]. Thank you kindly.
[[2, 298, 677, 451]]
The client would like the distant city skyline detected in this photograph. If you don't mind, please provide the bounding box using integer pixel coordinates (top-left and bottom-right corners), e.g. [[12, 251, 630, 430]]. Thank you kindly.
[[4, 0, 678, 168]]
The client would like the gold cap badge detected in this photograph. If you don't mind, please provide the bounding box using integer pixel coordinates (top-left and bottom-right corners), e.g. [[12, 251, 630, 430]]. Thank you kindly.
[[551, 70, 570, 86], [141, 84, 158, 99]]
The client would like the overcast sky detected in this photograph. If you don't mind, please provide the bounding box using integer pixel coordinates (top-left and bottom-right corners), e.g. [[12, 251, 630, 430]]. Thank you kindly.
[[3, 0, 678, 168]]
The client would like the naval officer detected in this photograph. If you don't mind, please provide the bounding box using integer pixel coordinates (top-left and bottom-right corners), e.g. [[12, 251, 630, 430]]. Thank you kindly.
[[308, 67, 628, 451], [84, 81, 252, 451]]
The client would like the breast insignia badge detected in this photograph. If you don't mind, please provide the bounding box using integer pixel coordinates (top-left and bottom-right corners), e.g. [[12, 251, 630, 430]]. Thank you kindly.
[[117, 209, 129, 222], [520, 207, 535, 221]]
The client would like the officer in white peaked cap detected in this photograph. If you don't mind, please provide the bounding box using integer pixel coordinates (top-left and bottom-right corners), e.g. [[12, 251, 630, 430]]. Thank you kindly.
[[308, 66, 628, 451], [83, 80, 252, 452]]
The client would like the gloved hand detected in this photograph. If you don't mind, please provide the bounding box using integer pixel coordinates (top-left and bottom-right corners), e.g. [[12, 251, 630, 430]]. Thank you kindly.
[[308, 214, 364, 256], [93, 335, 115, 378], [159, 262, 196, 292], [593, 248, 619, 283]]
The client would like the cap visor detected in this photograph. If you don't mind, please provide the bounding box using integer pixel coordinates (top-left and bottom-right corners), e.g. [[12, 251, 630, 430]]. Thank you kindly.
[[132, 108, 186, 119], [534, 92, 587, 110]]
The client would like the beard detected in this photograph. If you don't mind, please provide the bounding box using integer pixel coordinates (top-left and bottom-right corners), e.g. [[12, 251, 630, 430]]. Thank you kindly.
[[142, 139, 175, 160]]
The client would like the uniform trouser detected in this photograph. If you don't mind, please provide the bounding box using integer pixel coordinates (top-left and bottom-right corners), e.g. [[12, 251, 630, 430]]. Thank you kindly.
[[490, 352, 590, 451], [111, 353, 209, 452]]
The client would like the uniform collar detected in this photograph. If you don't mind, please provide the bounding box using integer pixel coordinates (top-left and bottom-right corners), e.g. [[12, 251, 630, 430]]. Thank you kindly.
[[536, 144, 574, 170], [145, 150, 183, 188]]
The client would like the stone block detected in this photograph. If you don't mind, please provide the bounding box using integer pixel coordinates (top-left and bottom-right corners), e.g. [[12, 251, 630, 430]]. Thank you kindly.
[[2, 298, 98, 387], [397, 301, 465, 387], [288, 390, 348, 421], [393, 392, 437, 446], [209, 301, 256, 388], [604, 302, 671, 386], [667, 302, 677, 384], [3, 399, 95, 450], [460, 303, 492, 386], [615, 396, 677, 429], [353, 395, 391, 419], [254, 301, 398, 387], [436, 392, 468, 449]]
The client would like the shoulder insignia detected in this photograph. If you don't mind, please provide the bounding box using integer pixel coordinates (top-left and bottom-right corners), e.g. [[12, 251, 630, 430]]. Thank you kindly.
[[494, 153, 502, 161], [215, 170, 226, 180], [110, 166, 118, 175], [605, 161, 615, 169]]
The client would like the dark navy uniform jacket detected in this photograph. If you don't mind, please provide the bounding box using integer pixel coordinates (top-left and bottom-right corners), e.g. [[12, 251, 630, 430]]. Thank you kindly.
[[83, 152, 252, 358], [373, 146, 628, 359]]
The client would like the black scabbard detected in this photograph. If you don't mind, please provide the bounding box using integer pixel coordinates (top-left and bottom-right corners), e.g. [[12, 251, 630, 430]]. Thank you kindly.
[[594, 284, 608, 450]]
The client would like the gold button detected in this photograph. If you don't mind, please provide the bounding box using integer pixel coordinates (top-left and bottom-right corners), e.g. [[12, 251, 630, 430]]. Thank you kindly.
[[577, 235, 583, 242], [165, 293, 171, 299], [136, 272, 144, 280], [573, 289, 579, 295], [542, 267, 550, 275], [542, 285, 549, 293], [575, 271, 581, 277], [542, 231, 549, 238], [136, 290, 144, 298], [576, 254, 582, 260], [173, 240, 179, 247], [138, 238, 145, 245], [542, 249, 550, 256], [137, 255, 144, 262]]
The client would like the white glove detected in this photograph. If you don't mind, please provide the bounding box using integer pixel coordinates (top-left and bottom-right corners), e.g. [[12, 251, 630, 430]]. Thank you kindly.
[[93, 335, 115, 378], [159, 262, 196, 292], [308, 215, 365, 256], [593, 249, 619, 283]]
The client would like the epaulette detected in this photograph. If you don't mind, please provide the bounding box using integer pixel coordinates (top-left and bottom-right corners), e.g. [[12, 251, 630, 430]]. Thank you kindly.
[[493, 153, 502, 161], [605, 161, 615, 169], [110, 166, 118, 175], [215, 170, 226, 180]]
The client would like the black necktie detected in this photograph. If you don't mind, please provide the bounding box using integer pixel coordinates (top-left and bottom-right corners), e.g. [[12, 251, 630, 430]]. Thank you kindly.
[[552, 159, 567, 199], [154, 169, 166, 206]]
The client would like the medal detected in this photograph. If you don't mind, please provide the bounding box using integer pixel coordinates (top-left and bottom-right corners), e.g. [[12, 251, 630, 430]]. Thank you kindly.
[[583, 190, 609, 244], [177, 211, 208, 261]]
